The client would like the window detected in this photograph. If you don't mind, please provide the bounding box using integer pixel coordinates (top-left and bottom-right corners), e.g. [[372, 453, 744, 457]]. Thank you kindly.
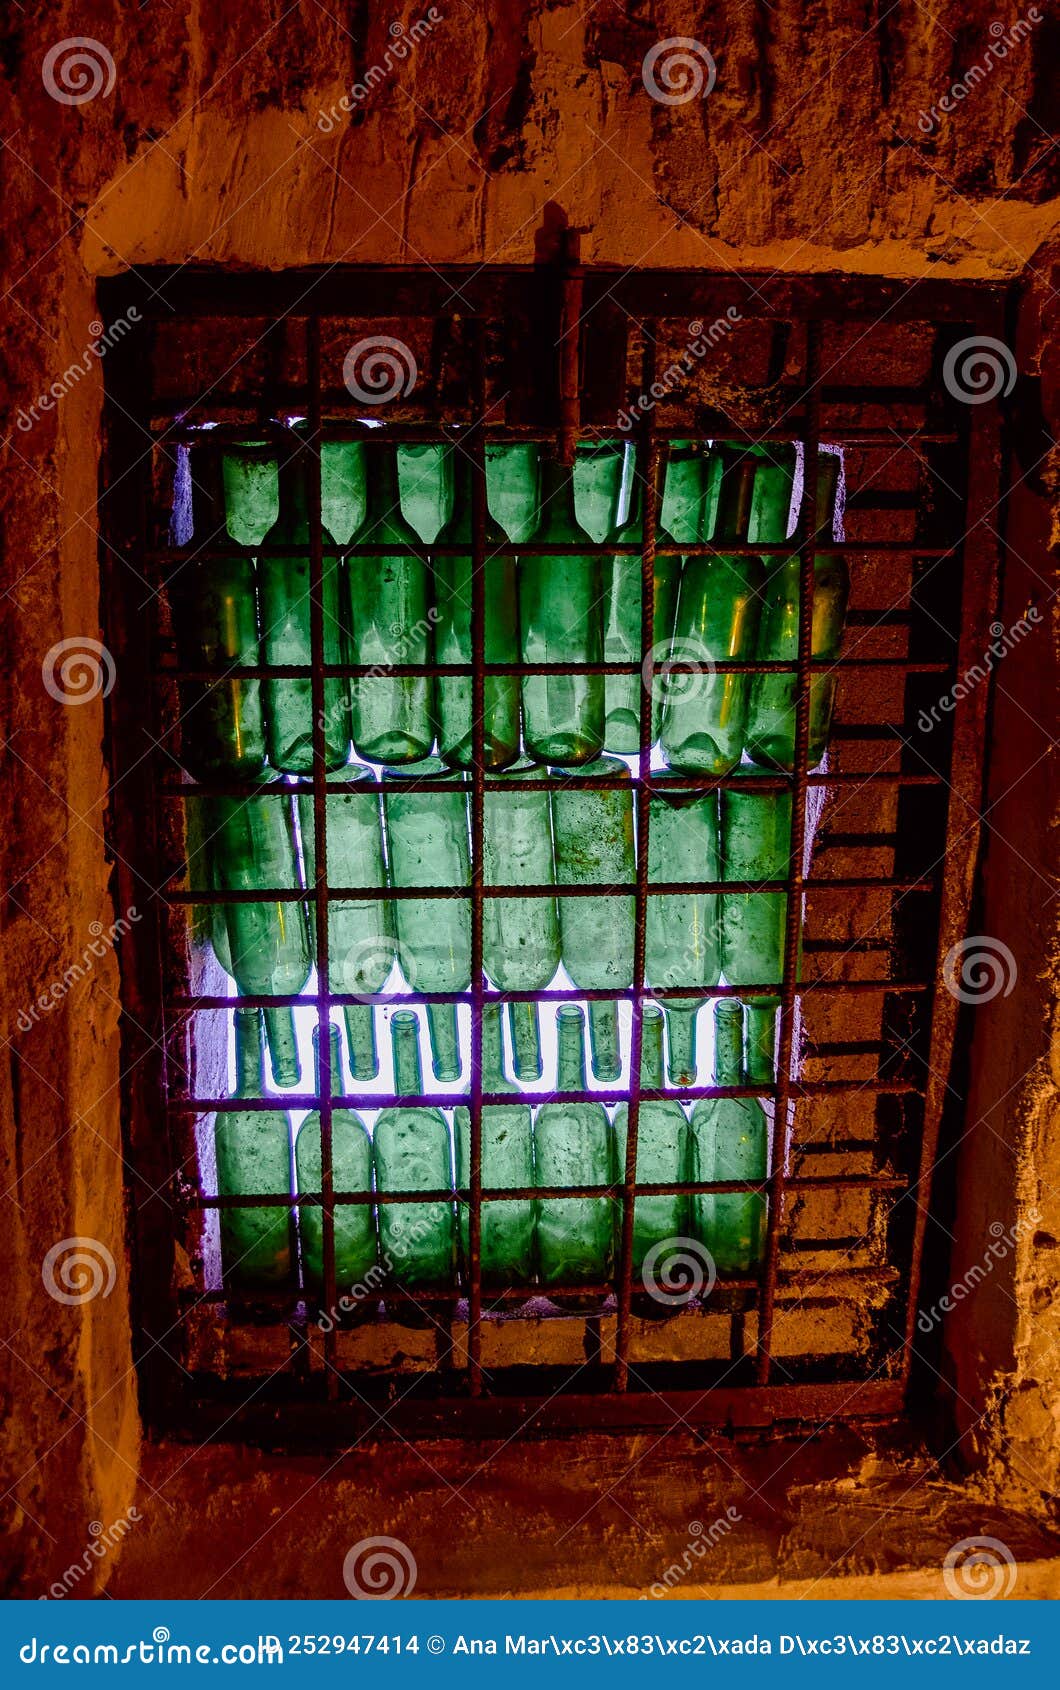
[[100, 263, 1004, 1438]]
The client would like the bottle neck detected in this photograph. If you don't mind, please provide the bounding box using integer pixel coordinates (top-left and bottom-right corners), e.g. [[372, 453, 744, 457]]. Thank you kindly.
[[638, 1006, 664, 1089], [536, 455, 579, 525], [275, 444, 312, 529], [391, 1012, 423, 1096], [749, 449, 796, 546], [481, 1003, 506, 1089], [313, 1022, 344, 1100], [556, 1007, 588, 1091], [714, 458, 756, 544], [744, 1003, 777, 1086], [364, 441, 402, 514], [713, 1002, 744, 1086], [190, 448, 228, 541], [233, 1009, 266, 1098], [812, 452, 841, 539]]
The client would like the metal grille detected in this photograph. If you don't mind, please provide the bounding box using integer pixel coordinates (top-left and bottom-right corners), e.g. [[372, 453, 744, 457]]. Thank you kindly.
[[99, 259, 1005, 1441]]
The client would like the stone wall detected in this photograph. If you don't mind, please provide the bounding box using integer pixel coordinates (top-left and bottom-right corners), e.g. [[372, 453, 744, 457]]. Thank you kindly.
[[0, 0, 1056, 1591]]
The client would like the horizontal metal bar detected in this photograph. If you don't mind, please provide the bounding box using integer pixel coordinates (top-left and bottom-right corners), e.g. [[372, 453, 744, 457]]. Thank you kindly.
[[172, 1078, 921, 1112], [161, 656, 951, 680], [162, 768, 944, 798], [144, 539, 952, 562], [189, 1171, 907, 1208], [166, 979, 929, 1011], [165, 873, 933, 904]]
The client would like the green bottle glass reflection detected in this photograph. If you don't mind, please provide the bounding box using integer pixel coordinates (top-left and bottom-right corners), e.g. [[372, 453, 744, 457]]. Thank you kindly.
[[573, 442, 625, 542], [518, 453, 604, 766], [374, 1011, 456, 1307], [298, 764, 392, 1081], [209, 782, 310, 1087], [534, 1005, 614, 1300], [295, 1022, 376, 1299], [173, 446, 266, 781], [398, 443, 448, 543], [434, 448, 520, 770], [485, 442, 539, 543], [456, 1004, 534, 1287], [483, 760, 560, 1082], [613, 1005, 689, 1311], [646, 788, 721, 1087], [383, 760, 469, 1083], [660, 441, 722, 545], [215, 1008, 293, 1294], [551, 756, 635, 1082], [258, 436, 350, 773], [661, 450, 762, 775], [346, 441, 435, 765], [602, 451, 682, 754], [745, 451, 848, 770], [719, 769, 793, 1005], [322, 441, 366, 544], [690, 1001, 768, 1273]]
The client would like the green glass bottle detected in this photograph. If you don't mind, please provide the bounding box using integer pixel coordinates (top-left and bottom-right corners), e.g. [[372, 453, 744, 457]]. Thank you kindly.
[[483, 760, 560, 1082], [646, 788, 721, 1086], [258, 436, 350, 773], [660, 450, 762, 775], [346, 440, 435, 765], [434, 447, 520, 771], [613, 1004, 689, 1313], [534, 1005, 614, 1301], [660, 441, 722, 545], [745, 451, 848, 770], [295, 1022, 376, 1300], [298, 764, 392, 1081], [690, 1001, 768, 1273], [215, 1007, 293, 1295], [456, 1003, 534, 1287], [374, 1011, 456, 1311], [383, 760, 469, 1083], [322, 440, 366, 544], [719, 769, 793, 1007], [223, 444, 277, 547], [518, 453, 604, 766], [551, 756, 635, 1082], [747, 444, 796, 550], [209, 781, 311, 1087], [573, 441, 625, 542], [173, 445, 266, 781], [602, 452, 683, 754], [485, 442, 539, 543], [398, 443, 448, 543]]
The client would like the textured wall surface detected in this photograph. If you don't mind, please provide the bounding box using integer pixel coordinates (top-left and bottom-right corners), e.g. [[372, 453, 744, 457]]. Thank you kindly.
[[0, 0, 1057, 1594]]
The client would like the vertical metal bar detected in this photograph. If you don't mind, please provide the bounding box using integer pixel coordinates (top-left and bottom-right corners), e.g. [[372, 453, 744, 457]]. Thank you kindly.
[[467, 321, 488, 1394], [557, 232, 584, 467], [898, 385, 1002, 1378], [755, 322, 823, 1385], [306, 314, 338, 1393], [613, 337, 659, 1391]]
